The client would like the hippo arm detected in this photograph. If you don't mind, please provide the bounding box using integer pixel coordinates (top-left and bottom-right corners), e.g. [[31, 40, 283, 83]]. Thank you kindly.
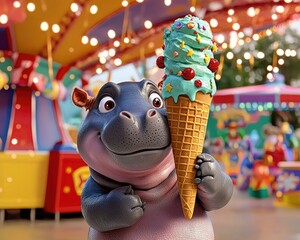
[[81, 177, 144, 232]]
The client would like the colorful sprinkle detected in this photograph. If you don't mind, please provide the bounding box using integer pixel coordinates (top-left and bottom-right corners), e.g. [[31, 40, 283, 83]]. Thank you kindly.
[[166, 83, 173, 92], [194, 80, 202, 88], [204, 53, 210, 63], [175, 22, 183, 29], [186, 49, 194, 57], [196, 34, 201, 43], [212, 42, 218, 52], [202, 26, 206, 31], [180, 41, 185, 49], [187, 22, 195, 29], [173, 51, 179, 57], [177, 71, 182, 76]]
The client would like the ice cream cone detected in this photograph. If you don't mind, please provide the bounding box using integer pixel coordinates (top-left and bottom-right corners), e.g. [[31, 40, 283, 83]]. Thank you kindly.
[[158, 15, 219, 218], [165, 92, 212, 219]]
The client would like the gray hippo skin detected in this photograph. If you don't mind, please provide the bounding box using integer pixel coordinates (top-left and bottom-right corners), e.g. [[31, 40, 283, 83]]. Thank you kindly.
[[72, 79, 233, 240]]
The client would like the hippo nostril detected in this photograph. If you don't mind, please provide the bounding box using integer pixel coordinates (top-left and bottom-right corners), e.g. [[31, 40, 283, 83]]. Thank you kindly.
[[147, 109, 157, 118], [120, 111, 133, 119]]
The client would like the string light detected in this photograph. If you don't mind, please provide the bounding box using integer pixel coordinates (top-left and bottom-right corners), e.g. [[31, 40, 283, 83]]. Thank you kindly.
[[114, 58, 122, 66], [52, 24, 60, 33], [70, 3, 79, 13], [276, 5, 285, 14], [107, 29, 116, 39], [99, 56, 106, 64], [266, 29, 272, 36], [228, 9, 234, 15], [257, 52, 265, 59], [210, 19, 218, 28], [244, 52, 251, 60], [226, 52, 234, 59], [81, 36, 89, 44], [90, 5, 98, 14], [232, 23, 240, 31], [164, 0, 172, 6], [90, 37, 98, 46], [40, 21, 49, 31], [11, 138, 18, 145], [285, 49, 291, 57], [247, 7, 256, 17], [13, 1, 21, 8], [216, 34, 225, 43], [267, 65, 273, 71], [27, 2, 35, 12], [144, 20, 152, 29], [122, 0, 129, 7], [253, 34, 259, 41], [0, 14, 8, 24], [276, 49, 284, 56], [290, 50, 297, 57], [278, 59, 284, 65], [96, 68, 102, 74], [108, 48, 116, 57], [272, 14, 278, 20], [113, 40, 120, 47]]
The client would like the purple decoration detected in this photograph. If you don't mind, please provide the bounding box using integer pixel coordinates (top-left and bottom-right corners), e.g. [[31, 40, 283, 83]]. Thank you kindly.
[[239, 94, 275, 103], [175, 21, 183, 29]]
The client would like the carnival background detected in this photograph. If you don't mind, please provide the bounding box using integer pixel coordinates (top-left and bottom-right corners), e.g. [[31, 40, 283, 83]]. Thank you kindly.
[[0, 0, 300, 239]]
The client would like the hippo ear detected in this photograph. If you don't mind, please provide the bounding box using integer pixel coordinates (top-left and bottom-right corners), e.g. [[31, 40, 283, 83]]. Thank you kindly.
[[72, 87, 95, 111]]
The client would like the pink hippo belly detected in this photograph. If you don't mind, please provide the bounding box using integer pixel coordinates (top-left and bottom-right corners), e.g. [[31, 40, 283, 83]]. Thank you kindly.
[[88, 186, 214, 240]]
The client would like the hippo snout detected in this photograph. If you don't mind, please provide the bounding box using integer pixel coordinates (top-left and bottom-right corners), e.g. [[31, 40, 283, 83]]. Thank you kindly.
[[101, 109, 170, 155]]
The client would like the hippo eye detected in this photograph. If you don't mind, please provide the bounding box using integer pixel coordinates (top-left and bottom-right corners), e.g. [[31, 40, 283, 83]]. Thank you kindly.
[[98, 96, 116, 113], [149, 92, 163, 108]]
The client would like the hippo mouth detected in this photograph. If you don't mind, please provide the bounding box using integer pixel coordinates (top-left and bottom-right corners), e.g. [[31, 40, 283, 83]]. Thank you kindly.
[[108, 145, 171, 156], [98, 132, 172, 170]]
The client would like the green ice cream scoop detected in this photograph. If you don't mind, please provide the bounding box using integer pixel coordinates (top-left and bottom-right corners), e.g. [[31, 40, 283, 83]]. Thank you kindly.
[[157, 15, 219, 103]]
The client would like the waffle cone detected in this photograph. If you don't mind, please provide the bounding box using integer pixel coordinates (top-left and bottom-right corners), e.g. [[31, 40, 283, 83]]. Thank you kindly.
[[165, 92, 212, 219]]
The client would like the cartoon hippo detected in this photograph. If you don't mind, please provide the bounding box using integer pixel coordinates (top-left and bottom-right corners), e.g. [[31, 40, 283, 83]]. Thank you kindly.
[[72, 79, 233, 240]]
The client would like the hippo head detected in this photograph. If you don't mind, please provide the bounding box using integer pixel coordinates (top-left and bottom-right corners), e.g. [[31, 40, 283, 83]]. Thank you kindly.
[[72, 79, 172, 175]]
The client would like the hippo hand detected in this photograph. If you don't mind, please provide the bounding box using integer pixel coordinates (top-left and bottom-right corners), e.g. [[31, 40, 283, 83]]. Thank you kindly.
[[81, 177, 145, 232], [194, 153, 233, 211], [102, 186, 145, 231]]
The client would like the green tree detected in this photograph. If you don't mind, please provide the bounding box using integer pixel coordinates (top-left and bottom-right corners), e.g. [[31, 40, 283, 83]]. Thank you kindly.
[[215, 25, 300, 90]]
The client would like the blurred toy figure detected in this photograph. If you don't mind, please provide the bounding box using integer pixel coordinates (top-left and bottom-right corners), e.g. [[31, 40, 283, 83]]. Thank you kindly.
[[262, 124, 285, 192], [280, 122, 299, 162], [248, 161, 271, 198]]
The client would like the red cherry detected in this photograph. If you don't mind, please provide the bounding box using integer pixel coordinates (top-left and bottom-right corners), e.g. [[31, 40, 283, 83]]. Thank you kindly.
[[182, 67, 195, 80], [208, 58, 219, 72], [156, 56, 165, 69], [194, 80, 202, 88]]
